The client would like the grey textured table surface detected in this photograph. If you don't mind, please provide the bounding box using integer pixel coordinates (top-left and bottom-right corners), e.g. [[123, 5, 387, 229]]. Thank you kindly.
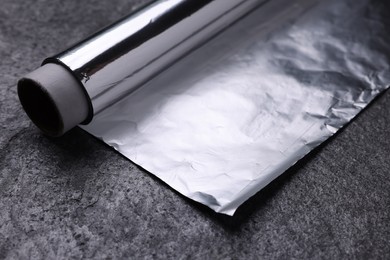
[[1, 0, 389, 259]]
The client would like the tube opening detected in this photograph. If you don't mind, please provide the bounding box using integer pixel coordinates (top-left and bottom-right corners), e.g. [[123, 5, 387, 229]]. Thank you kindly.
[[17, 78, 64, 137]]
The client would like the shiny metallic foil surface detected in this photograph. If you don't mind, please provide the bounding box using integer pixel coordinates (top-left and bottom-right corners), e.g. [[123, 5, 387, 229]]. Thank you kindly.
[[82, 0, 390, 215], [46, 0, 265, 115]]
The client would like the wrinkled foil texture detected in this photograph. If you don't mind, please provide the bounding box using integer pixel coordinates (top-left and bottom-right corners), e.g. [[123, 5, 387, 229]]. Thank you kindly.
[[83, 0, 390, 215]]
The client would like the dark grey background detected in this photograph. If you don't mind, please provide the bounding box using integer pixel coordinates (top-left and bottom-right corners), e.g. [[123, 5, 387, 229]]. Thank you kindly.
[[0, 0, 389, 259]]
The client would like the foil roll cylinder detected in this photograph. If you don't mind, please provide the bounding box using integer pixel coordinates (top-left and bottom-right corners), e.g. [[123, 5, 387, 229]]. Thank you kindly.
[[18, 0, 390, 215], [18, 0, 264, 137]]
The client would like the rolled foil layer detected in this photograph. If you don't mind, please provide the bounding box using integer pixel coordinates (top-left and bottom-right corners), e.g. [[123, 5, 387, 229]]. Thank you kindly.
[[46, 0, 264, 115], [81, 0, 390, 215]]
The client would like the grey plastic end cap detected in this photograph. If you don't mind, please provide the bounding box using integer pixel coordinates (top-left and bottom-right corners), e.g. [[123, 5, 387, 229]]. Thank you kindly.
[[17, 63, 90, 137]]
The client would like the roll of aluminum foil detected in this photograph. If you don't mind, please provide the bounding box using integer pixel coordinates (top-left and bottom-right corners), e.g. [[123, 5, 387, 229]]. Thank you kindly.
[[19, 0, 390, 215]]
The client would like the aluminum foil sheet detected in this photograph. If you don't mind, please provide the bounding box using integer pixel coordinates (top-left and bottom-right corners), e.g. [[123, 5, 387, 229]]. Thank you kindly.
[[82, 0, 390, 215]]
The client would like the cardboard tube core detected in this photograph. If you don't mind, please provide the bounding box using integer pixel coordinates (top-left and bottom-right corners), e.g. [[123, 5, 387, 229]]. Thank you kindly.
[[17, 63, 90, 137]]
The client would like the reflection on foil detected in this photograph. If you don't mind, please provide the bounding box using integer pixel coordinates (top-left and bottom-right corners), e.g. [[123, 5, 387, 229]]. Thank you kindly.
[[82, 0, 390, 215], [48, 0, 265, 115]]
